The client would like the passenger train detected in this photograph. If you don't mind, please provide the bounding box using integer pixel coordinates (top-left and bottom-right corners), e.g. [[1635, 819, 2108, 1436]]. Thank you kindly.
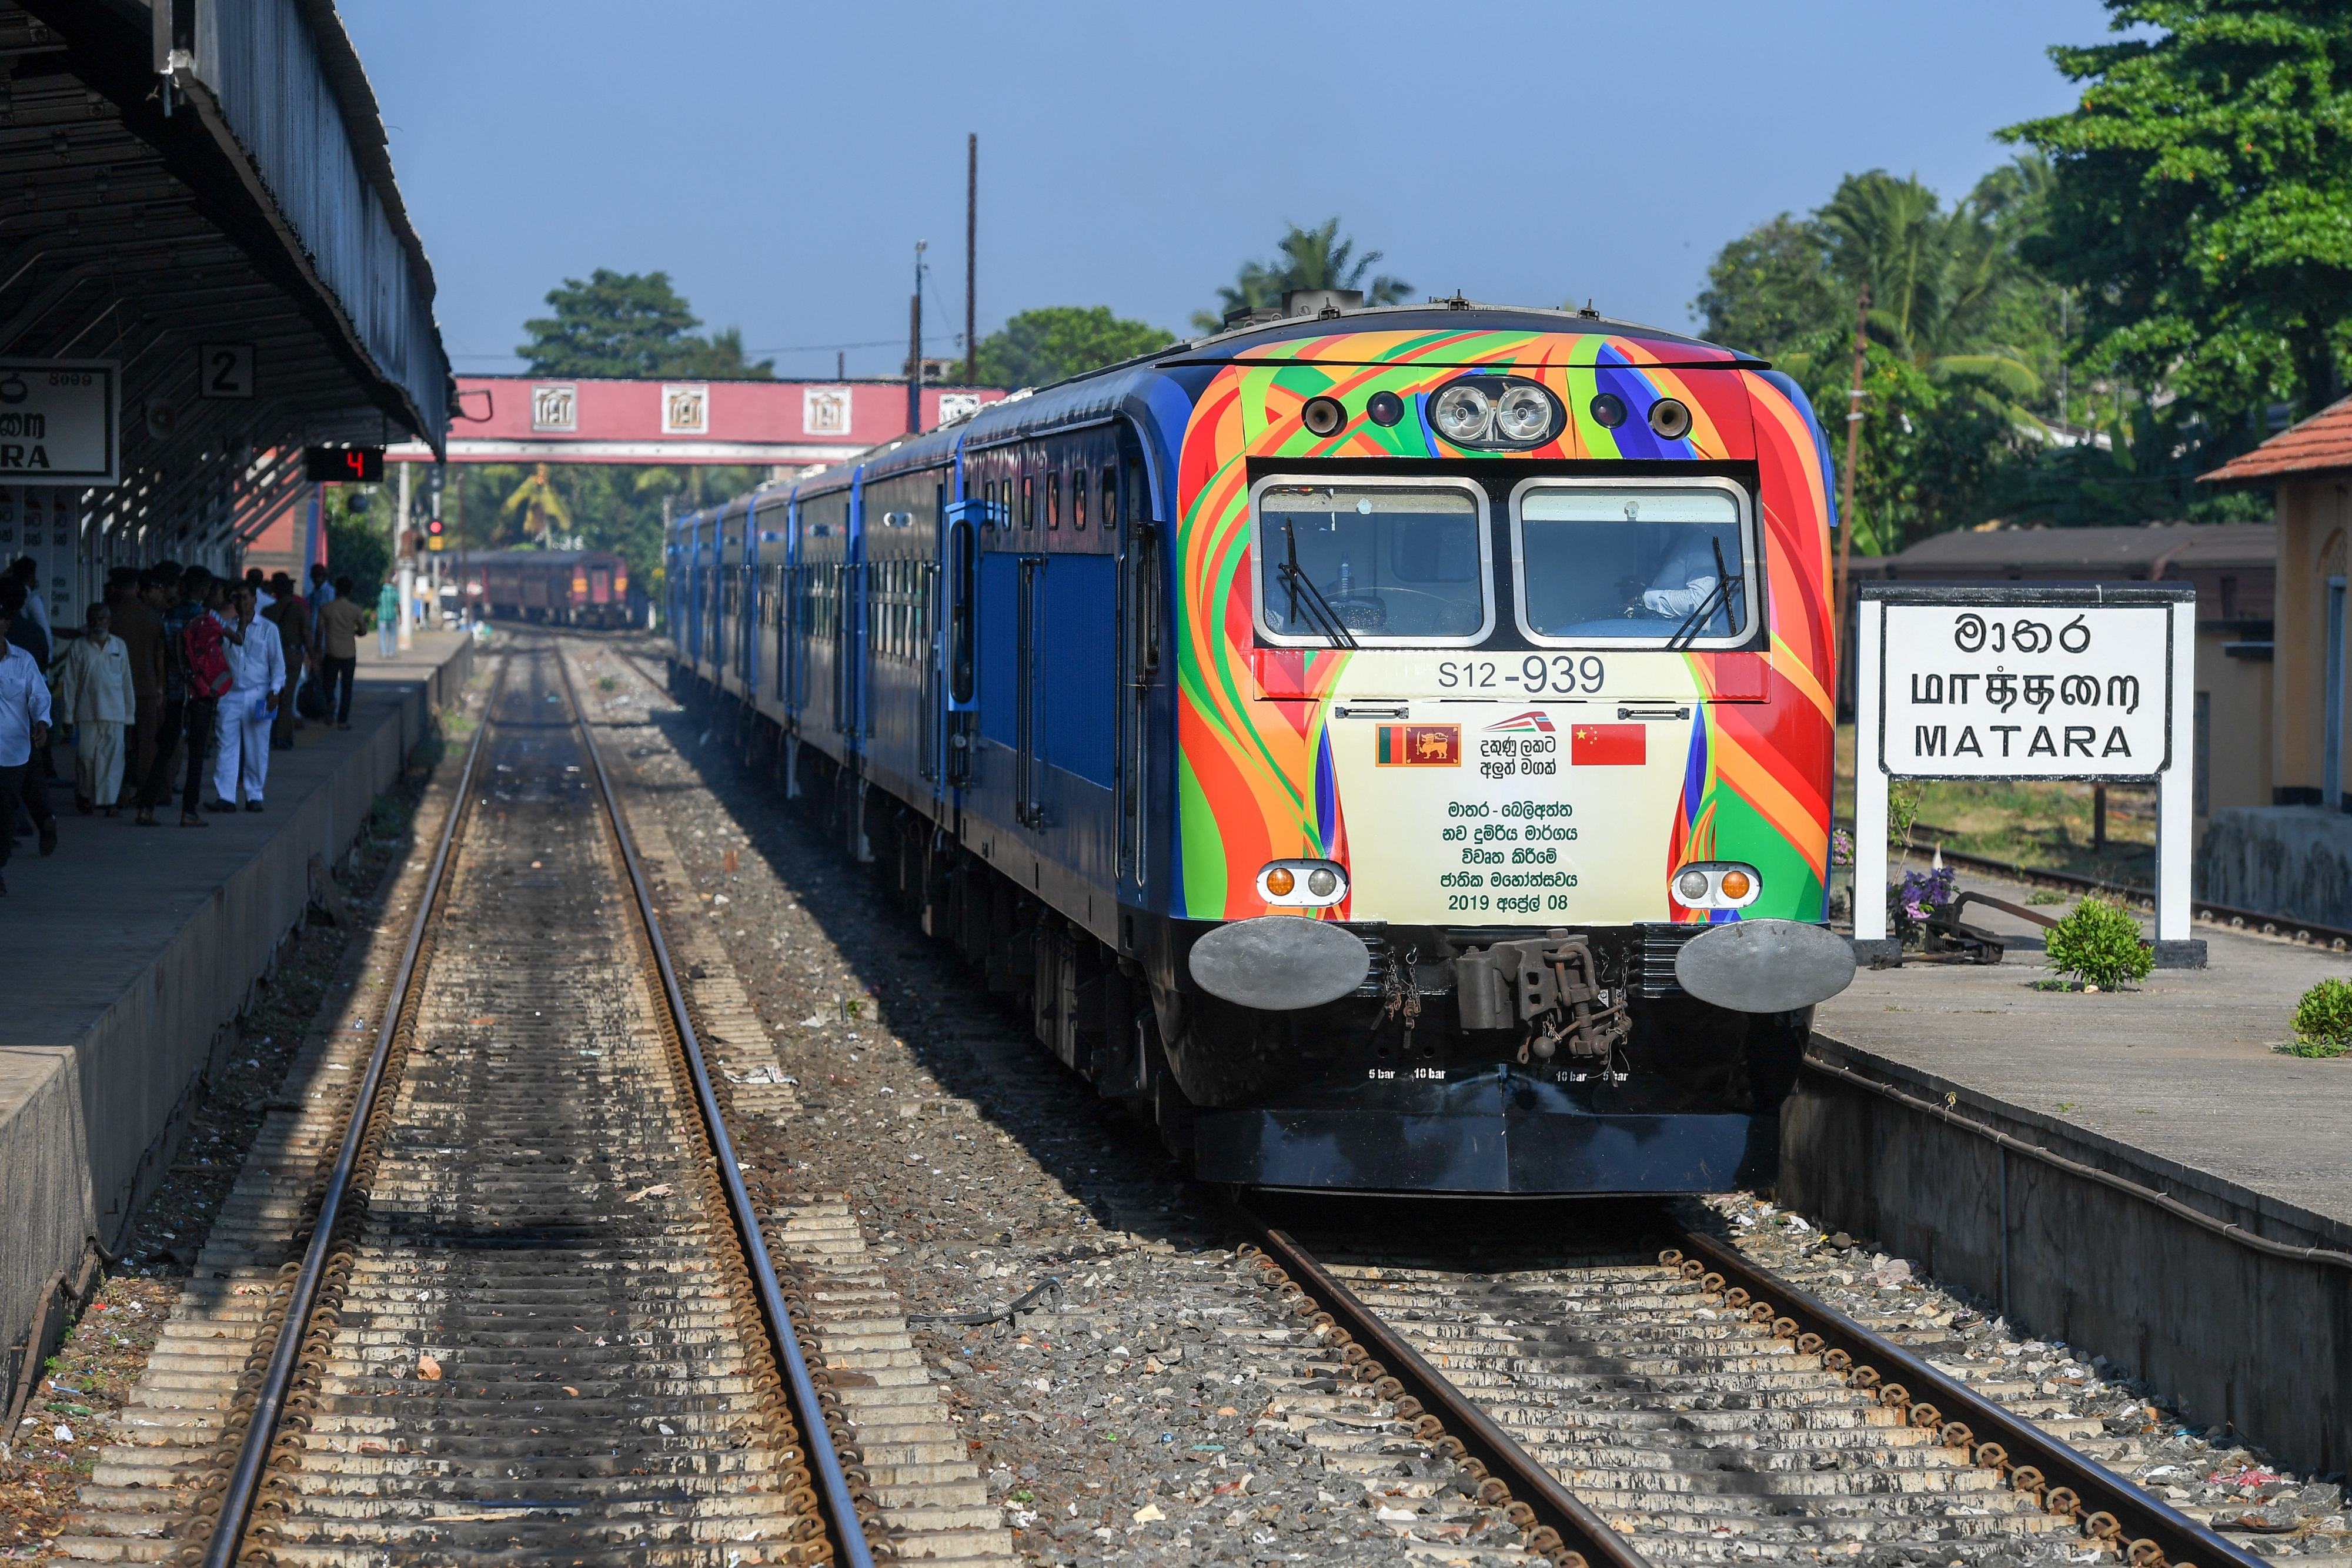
[[664, 299, 1851, 1194], [455, 549, 634, 627]]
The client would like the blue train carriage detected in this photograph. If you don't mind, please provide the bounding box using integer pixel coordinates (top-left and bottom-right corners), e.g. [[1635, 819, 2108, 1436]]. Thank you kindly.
[[667, 300, 1850, 1196]]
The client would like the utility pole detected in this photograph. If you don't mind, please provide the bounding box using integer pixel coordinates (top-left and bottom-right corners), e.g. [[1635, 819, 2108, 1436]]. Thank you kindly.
[[964, 133, 977, 386], [394, 459, 413, 651], [1836, 285, 1870, 669], [907, 238, 927, 434]]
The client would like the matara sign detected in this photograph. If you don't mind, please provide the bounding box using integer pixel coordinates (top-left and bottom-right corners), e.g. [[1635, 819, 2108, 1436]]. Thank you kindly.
[[0, 359, 118, 484], [1853, 584, 2203, 965]]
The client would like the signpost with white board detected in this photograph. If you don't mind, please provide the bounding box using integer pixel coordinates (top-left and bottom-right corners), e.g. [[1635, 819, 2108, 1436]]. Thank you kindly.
[[1853, 584, 2204, 967], [0, 359, 118, 484]]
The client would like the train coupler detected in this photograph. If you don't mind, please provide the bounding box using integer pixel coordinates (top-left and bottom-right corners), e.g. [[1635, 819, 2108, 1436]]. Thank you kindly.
[[1453, 932, 1631, 1063]]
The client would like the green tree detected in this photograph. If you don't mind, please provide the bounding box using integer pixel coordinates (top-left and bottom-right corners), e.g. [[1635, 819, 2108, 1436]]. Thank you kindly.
[[1194, 219, 1412, 332], [2003, 2, 2352, 433], [321, 487, 393, 591], [500, 464, 574, 544], [1693, 214, 1843, 357], [973, 306, 1174, 388], [518, 270, 774, 379]]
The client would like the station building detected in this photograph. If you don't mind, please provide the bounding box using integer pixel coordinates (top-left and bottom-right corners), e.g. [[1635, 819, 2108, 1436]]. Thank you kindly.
[[2199, 400, 2352, 924]]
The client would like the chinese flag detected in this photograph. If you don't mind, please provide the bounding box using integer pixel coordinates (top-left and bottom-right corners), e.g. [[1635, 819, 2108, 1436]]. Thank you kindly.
[[1571, 723, 1645, 765]]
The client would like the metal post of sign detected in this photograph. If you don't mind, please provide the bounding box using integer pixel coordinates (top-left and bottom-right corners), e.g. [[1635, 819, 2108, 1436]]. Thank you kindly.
[[2156, 597, 2196, 955], [1852, 597, 1895, 961]]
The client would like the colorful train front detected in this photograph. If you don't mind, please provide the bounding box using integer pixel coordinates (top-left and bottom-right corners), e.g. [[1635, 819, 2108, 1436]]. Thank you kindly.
[[1162, 310, 1852, 1193]]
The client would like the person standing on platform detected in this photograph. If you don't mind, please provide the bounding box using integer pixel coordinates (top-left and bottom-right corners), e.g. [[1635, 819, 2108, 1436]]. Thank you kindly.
[[113, 568, 167, 800], [1, 579, 53, 855], [209, 582, 282, 812], [55, 601, 133, 817], [6, 556, 49, 652], [265, 572, 308, 748], [0, 591, 52, 890], [376, 577, 398, 657], [153, 567, 226, 828], [132, 565, 193, 828], [315, 577, 364, 730]]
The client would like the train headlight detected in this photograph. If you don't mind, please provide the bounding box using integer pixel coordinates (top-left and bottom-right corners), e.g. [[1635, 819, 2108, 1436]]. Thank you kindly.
[[1258, 859, 1349, 908], [1432, 383, 1494, 444], [1671, 861, 1762, 911], [1494, 385, 1555, 444]]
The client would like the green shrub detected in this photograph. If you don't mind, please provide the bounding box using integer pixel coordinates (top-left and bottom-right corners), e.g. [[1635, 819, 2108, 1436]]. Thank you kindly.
[[2042, 895, 2153, 989], [2287, 978, 2352, 1057]]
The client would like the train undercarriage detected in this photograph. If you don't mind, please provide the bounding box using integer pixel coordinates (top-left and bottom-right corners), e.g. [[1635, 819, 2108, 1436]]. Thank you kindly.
[[671, 667, 1809, 1197]]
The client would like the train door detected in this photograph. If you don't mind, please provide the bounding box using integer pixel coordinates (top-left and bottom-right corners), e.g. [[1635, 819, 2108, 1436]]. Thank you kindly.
[[1116, 426, 1157, 891], [1016, 554, 1045, 827], [918, 476, 946, 788]]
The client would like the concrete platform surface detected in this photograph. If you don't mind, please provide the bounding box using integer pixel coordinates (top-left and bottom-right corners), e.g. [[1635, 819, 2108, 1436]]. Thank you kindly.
[[0, 630, 475, 1369], [1816, 867, 2352, 1242]]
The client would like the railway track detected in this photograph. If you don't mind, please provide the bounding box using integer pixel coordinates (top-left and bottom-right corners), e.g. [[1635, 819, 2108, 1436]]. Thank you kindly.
[[69, 644, 879, 1567], [1892, 835, 2352, 951], [1237, 1204, 2265, 1568]]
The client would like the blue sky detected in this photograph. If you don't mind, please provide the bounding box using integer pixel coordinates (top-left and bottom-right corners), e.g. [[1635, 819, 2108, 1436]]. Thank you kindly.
[[345, 0, 2120, 379]]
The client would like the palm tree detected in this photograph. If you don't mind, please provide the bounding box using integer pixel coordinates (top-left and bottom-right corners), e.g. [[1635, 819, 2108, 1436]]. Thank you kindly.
[[500, 463, 573, 545], [1195, 219, 1412, 332], [1816, 168, 2046, 426]]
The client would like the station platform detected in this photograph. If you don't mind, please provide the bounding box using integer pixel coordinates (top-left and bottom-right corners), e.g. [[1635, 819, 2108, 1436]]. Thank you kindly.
[[1791, 870, 2352, 1475], [0, 630, 476, 1381]]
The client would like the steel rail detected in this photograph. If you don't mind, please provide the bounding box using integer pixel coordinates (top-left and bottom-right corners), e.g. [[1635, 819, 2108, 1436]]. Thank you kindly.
[[1902, 840, 2352, 950], [557, 647, 878, 1568], [1669, 1226, 2265, 1568], [1238, 1211, 1644, 1568], [200, 657, 507, 1568]]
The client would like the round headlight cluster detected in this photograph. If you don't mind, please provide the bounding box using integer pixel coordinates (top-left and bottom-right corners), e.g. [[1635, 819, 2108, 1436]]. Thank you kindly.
[[1257, 858, 1350, 908], [1432, 383, 1493, 443], [1669, 861, 1763, 911], [1429, 376, 1562, 450]]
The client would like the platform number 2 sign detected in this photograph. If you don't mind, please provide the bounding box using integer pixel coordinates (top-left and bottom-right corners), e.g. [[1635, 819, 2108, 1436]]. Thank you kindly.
[[197, 345, 254, 400]]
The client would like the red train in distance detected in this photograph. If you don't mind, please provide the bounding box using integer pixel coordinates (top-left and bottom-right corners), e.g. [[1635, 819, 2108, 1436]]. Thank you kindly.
[[449, 549, 634, 628]]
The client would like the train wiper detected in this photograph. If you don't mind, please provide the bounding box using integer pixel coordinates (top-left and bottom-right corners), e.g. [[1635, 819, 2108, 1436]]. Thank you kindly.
[[1277, 519, 1359, 650], [1666, 536, 1743, 652]]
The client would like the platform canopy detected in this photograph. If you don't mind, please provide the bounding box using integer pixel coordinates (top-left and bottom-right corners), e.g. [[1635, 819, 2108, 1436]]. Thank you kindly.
[[388, 375, 1008, 470], [3, 0, 450, 597]]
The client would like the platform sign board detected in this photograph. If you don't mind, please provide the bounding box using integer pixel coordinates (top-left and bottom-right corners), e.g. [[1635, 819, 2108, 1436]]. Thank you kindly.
[[1855, 584, 2201, 965], [1880, 600, 2173, 779], [0, 359, 118, 484], [196, 344, 254, 399]]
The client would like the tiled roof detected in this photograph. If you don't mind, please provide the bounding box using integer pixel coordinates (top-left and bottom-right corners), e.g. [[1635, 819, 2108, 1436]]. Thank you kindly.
[[1849, 521, 2273, 579], [2202, 396, 2352, 483]]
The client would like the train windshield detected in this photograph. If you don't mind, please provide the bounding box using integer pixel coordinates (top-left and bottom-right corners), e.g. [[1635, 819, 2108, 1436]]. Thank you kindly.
[[1511, 480, 1753, 646], [1255, 480, 1490, 646]]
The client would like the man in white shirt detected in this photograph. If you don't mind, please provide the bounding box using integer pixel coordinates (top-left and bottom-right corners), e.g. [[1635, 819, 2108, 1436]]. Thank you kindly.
[[56, 601, 136, 817], [0, 591, 54, 891], [209, 583, 285, 812]]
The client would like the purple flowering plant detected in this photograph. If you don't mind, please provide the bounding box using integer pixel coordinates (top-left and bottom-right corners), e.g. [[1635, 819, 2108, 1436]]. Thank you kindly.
[[1888, 865, 1957, 947]]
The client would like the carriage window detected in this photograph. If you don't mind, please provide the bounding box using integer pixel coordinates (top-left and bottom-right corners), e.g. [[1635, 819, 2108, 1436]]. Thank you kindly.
[[1023, 475, 1034, 530], [1511, 482, 1752, 645], [1255, 481, 1490, 646], [1102, 469, 1119, 539], [1047, 471, 1061, 530], [1073, 469, 1088, 531]]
